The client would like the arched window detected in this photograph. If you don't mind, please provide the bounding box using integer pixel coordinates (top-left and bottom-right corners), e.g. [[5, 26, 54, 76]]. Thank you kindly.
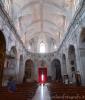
[[74, 0, 80, 10], [40, 41, 45, 53], [54, 45, 57, 49]]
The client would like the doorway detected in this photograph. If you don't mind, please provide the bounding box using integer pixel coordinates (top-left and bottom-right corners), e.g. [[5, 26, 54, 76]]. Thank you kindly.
[[68, 45, 77, 72], [51, 59, 62, 81], [24, 59, 34, 82], [38, 68, 47, 84], [0, 31, 6, 86], [62, 54, 67, 75], [79, 28, 85, 84]]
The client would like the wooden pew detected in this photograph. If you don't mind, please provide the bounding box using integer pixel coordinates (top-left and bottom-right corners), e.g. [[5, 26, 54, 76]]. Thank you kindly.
[[0, 82, 38, 100], [48, 81, 85, 100]]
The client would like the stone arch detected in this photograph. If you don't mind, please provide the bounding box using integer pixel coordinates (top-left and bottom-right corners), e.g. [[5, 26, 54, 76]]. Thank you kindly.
[[79, 28, 85, 84], [62, 54, 67, 75], [24, 59, 34, 82], [0, 31, 6, 86], [51, 59, 62, 81], [68, 45, 77, 72]]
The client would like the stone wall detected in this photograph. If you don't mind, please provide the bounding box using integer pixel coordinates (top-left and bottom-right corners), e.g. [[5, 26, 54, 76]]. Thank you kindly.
[[56, 0, 85, 85], [1, 0, 85, 86], [0, 2, 27, 85]]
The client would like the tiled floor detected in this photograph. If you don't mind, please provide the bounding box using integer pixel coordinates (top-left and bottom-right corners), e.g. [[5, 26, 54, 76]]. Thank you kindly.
[[32, 84, 51, 100]]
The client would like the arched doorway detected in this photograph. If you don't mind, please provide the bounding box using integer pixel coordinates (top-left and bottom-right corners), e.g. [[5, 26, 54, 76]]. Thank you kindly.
[[62, 54, 67, 75], [51, 59, 62, 81], [18, 55, 24, 83], [24, 59, 34, 82], [0, 31, 6, 86], [79, 28, 85, 84], [68, 45, 77, 72]]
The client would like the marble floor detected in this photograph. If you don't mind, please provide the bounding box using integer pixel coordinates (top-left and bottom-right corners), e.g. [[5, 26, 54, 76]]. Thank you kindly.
[[32, 84, 51, 100]]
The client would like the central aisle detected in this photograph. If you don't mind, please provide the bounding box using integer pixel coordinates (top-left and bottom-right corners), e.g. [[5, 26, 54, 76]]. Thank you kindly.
[[32, 84, 51, 100]]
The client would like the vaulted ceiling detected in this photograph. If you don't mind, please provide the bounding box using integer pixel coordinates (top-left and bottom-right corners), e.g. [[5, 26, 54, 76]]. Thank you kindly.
[[2, 0, 77, 52]]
